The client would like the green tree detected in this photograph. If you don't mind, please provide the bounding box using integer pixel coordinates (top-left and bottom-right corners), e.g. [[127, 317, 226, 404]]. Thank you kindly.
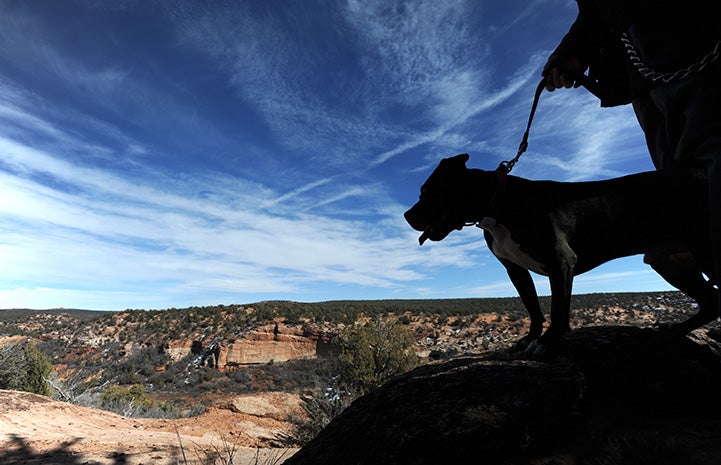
[[337, 318, 419, 396], [0, 341, 53, 396]]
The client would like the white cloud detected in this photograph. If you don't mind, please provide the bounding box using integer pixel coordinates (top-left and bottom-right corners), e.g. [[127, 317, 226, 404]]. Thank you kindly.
[[0, 123, 480, 308], [0, 1, 664, 310]]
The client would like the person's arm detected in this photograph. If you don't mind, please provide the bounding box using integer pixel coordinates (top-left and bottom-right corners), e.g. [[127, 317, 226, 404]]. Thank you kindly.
[[542, 14, 592, 91]]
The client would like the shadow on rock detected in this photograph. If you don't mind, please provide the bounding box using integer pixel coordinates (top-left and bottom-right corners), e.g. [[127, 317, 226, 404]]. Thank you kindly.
[[0, 434, 178, 465], [284, 326, 721, 465]]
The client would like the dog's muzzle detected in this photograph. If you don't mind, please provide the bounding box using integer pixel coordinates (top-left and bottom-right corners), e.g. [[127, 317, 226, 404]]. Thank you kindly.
[[404, 207, 432, 245], [404, 206, 463, 245]]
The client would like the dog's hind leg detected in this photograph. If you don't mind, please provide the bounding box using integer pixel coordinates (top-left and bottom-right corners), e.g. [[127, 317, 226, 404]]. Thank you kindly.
[[648, 251, 719, 333], [500, 259, 545, 348], [542, 271, 573, 341]]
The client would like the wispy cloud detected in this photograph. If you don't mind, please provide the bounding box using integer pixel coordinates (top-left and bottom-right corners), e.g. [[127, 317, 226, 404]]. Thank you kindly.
[[262, 177, 336, 209], [0, 123, 477, 308], [516, 90, 651, 181], [0, 1, 667, 310]]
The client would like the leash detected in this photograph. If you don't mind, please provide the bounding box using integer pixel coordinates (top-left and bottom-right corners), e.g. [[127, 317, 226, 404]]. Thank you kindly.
[[496, 78, 546, 175], [483, 74, 603, 227], [497, 74, 604, 175], [485, 78, 547, 226]]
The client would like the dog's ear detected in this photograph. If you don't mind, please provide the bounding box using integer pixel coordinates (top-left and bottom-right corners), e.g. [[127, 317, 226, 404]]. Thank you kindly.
[[454, 153, 470, 165], [441, 153, 470, 169]]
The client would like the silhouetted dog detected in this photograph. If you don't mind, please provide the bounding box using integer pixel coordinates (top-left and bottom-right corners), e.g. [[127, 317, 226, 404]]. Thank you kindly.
[[405, 153, 716, 354]]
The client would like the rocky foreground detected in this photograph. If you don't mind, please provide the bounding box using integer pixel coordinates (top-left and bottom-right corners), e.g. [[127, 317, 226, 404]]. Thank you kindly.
[[1, 293, 718, 464], [4, 324, 721, 464], [286, 325, 721, 465], [0, 390, 298, 465]]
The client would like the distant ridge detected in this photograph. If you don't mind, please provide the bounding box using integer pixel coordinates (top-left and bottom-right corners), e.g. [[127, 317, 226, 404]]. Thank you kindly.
[[0, 290, 690, 316], [0, 308, 108, 321]]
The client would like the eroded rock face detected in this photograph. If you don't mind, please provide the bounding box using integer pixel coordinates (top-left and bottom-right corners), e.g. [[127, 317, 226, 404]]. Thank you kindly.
[[163, 340, 193, 361], [220, 324, 318, 366], [285, 326, 721, 465]]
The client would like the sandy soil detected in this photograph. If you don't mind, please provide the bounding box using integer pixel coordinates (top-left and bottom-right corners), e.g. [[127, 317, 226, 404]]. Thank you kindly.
[[0, 390, 299, 465]]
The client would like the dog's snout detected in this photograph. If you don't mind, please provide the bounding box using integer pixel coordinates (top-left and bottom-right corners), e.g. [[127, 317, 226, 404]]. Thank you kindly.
[[403, 208, 414, 225], [404, 206, 424, 231]]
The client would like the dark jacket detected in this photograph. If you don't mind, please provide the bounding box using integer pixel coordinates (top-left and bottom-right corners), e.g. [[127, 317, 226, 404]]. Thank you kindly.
[[553, 0, 720, 107]]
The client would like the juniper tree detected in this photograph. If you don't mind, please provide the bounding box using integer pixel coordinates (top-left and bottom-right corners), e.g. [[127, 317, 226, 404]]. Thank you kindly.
[[0, 341, 52, 396]]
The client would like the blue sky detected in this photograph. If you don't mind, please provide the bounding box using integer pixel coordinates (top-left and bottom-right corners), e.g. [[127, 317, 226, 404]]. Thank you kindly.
[[0, 0, 667, 311]]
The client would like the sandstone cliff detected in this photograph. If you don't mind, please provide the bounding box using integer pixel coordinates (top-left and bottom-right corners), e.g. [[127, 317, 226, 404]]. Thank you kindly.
[[221, 324, 318, 366]]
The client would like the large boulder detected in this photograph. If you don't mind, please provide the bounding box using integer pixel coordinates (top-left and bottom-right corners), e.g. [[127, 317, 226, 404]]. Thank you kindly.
[[284, 326, 721, 465]]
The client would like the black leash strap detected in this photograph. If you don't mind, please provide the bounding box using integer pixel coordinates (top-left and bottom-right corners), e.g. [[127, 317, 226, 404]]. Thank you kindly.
[[497, 74, 602, 175], [497, 78, 546, 174]]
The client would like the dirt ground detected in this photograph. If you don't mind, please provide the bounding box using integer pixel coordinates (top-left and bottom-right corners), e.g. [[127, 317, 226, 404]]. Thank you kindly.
[[0, 390, 299, 465]]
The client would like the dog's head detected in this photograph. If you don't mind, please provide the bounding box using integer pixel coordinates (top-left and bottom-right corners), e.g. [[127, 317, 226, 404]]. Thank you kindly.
[[404, 153, 471, 245]]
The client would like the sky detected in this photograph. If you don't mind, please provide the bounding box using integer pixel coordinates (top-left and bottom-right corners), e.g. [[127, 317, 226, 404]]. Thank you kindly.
[[0, 0, 667, 311]]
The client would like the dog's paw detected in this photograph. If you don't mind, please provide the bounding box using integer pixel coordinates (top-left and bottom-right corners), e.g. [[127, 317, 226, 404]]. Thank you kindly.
[[524, 334, 562, 359], [524, 339, 551, 359], [513, 335, 536, 352]]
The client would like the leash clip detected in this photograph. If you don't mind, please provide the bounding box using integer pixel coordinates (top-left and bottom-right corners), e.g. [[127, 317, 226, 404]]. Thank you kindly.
[[497, 160, 514, 174], [497, 140, 525, 174]]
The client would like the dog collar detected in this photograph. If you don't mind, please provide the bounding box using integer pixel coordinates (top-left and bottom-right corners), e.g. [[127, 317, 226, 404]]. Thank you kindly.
[[467, 169, 507, 230], [489, 168, 508, 219]]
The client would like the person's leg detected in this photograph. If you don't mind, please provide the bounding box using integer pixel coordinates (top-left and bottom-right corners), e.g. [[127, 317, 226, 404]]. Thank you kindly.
[[629, 20, 721, 322], [672, 64, 721, 315], [634, 88, 720, 329], [646, 250, 718, 333], [644, 59, 721, 320], [697, 151, 721, 299]]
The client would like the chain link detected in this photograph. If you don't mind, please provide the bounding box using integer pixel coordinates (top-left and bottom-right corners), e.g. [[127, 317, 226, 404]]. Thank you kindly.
[[621, 33, 720, 83]]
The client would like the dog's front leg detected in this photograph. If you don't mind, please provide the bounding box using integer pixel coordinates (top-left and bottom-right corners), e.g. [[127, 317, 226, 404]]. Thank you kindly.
[[526, 242, 576, 357], [526, 274, 572, 358], [499, 259, 545, 348]]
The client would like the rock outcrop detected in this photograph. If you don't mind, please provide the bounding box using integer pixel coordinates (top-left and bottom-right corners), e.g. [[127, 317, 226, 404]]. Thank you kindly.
[[220, 323, 318, 366], [284, 326, 721, 465]]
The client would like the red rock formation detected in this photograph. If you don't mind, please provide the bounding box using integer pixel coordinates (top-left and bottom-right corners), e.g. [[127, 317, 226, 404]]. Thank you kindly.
[[219, 324, 317, 366]]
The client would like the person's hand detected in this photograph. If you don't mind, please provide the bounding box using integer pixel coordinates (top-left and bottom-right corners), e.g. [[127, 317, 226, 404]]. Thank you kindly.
[[541, 54, 588, 91]]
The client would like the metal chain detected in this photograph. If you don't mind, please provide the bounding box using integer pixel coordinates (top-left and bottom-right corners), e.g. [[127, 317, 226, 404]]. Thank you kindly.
[[621, 32, 721, 83]]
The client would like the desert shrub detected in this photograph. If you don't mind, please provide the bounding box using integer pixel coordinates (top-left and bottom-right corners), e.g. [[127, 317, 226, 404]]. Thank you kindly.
[[101, 345, 170, 385], [34, 338, 67, 362], [226, 357, 337, 394], [101, 383, 179, 418], [281, 347, 392, 445], [336, 317, 419, 396], [102, 384, 154, 408], [285, 388, 353, 446], [0, 341, 52, 396]]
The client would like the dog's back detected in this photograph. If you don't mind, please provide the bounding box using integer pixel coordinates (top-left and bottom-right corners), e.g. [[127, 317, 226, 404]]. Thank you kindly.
[[498, 170, 709, 274]]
